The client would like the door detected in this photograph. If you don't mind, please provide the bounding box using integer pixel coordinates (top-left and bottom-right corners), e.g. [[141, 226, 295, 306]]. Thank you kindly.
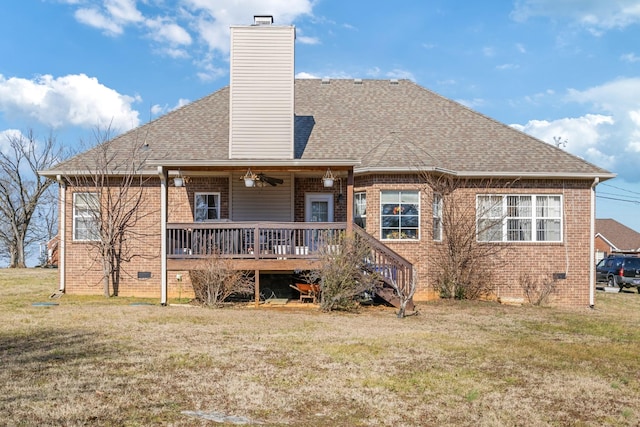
[[304, 193, 334, 251], [305, 193, 334, 222]]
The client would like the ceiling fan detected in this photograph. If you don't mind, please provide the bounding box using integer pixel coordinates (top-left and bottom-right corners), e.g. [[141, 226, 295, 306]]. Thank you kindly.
[[255, 173, 284, 186]]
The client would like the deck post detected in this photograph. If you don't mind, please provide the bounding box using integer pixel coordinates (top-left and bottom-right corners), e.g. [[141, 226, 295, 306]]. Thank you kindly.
[[254, 269, 260, 308], [346, 168, 354, 235]]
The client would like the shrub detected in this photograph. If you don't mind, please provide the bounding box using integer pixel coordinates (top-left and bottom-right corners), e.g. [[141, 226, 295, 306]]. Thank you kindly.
[[519, 273, 558, 306], [189, 253, 253, 307], [305, 234, 379, 312]]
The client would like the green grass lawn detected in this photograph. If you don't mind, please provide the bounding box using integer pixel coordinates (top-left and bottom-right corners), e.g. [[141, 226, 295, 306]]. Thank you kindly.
[[1, 268, 639, 426]]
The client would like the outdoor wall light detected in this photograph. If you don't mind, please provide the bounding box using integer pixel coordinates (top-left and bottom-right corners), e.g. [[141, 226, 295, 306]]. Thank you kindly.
[[322, 168, 335, 187]]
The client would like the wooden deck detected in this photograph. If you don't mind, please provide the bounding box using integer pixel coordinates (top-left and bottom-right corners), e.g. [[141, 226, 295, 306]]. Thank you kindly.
[[166, 221, 415, 309]]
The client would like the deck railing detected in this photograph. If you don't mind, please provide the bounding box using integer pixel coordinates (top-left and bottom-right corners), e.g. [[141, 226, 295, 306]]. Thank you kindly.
[[353, 224, 415, 300], [167, 222, 347, 260]]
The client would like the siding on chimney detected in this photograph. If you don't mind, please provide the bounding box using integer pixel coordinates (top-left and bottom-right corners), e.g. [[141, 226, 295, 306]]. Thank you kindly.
[[229, 25, 295, 159]]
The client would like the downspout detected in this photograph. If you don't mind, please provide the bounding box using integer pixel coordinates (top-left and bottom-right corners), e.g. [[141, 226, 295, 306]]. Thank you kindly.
[[589, 177, 599, 309], [56, 175, 66, 293], [158, 166, 168, 306]]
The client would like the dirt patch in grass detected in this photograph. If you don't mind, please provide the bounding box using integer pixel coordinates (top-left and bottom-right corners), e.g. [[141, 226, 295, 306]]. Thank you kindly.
[[1, 268, 639, 426]]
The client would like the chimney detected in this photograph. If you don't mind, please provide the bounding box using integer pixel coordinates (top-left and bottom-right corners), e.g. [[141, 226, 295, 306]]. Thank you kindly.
[[229, 16, 295, 159]]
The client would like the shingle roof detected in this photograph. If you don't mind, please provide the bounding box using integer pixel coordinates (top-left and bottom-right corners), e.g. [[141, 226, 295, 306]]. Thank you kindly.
[[46, 79, 613, 179], [596, 218, 640, 251]]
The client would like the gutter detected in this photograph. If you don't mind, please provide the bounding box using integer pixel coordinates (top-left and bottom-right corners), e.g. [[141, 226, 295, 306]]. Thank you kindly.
[[353, 166, 617, 181], [589, 177, 599, 309]]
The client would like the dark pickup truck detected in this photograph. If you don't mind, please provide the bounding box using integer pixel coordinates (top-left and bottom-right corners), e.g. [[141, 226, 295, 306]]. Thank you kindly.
[[596, 255, 640, 293]]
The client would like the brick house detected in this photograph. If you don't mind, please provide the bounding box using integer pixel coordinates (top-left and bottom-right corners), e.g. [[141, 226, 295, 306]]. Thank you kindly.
[[595, 218, 640, 261], [42, 16, 614, 307]]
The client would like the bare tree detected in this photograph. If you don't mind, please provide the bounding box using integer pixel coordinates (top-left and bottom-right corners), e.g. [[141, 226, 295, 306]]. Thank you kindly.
[[65, 127, 154, 297], [423, 173, 511, 300], [0, 130, 63, 268]]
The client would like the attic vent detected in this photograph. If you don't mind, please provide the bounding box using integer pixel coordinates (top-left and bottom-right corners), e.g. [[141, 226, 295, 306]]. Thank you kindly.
[[354, 78, 363, 84], [389, 79, 399, 85], [321, 78, 331, 85], [254, 15, 273, 25]]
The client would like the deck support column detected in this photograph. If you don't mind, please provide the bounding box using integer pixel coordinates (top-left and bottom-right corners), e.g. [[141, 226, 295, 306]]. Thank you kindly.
[[254, 269, 260, 308], [346, 168, 354, 235]]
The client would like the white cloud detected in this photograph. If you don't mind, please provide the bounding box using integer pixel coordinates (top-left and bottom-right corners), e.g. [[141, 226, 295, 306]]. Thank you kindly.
[[366, 67, 381, 77], [0, 129, 24, 154], [621, 52, 640, 62], [566, 77, 640, 113], [457, 98, 486, 109], [511, 0, 640, 32], [150, 98, 190, 117], [482, 46, 495, 57], [67, 1, 315, 81], [295, 72, 319, 79], [75, 7, 123, 35], [0, 74, 140, 132], [386, 69, 415, 81], [513, 77, 640, 179], [511, 114, 615, 167], [184, 0, 314, 53], [496, 63, 519, 70], [516, 43, 526, 53], [146, 17, 192, 46], [297, 36, 320, 45], [514, 77, 640, 181], [105, 0, 143, 24]]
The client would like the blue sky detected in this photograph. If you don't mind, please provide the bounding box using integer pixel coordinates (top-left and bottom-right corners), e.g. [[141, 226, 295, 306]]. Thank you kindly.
[[1, 0, 640, 232]]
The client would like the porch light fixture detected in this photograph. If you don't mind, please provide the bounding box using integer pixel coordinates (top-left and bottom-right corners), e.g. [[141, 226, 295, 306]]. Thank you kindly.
[[243, 168, 257, 187], [322, 168, 335, 187]]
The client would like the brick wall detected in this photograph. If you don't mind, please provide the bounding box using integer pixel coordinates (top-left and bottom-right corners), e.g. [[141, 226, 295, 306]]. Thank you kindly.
[[62, 178, 163, 297], [61, 173, 594, 306], [354, 175, 594, 307], [294, 177, 347, 222]]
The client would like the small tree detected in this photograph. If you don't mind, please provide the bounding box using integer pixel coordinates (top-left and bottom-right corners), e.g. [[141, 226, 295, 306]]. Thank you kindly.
[[65, 127, 154, 297], [189, 252, 254, 307], [305, 234, 380, 312], [0, 130, 64, 268], [423, 173, 510, 300]]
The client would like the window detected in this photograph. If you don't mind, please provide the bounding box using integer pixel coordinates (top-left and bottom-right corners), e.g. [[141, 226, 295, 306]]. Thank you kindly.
[[73, 192, 99, 241], [354, 192, 366, 228], [477, 195, 562, 242], [380, 190, 419, 240], [194, 193, 220, 221], [432, 193, 442, 241]]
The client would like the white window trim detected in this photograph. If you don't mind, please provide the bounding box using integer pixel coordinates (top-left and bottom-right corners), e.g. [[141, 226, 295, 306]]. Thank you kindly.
[[433, 193, 442, 242], [380, 190, 421, 241], [72, 192, 100, 242], [194, 192, 221, 222], [476, 194, 563, 243], [354, 191, 367, 226], [305, 193, 334, 222]]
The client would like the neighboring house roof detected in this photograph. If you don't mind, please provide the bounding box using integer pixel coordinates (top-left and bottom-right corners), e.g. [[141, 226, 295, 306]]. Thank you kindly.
[[44, 79, 614, 180], [595, 218, 640, 252]]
